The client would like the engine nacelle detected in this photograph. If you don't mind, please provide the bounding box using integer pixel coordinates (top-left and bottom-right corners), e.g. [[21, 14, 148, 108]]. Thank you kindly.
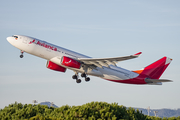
[[61, 56, 81, 69], [46, 61, 66, 72]]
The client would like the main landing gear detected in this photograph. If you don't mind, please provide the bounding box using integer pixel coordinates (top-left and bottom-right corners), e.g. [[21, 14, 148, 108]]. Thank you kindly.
[[81, 73, 90, 82], [72, 74, 81, 83], [72, 72, 90, 83], [20, 51, 24, 58]]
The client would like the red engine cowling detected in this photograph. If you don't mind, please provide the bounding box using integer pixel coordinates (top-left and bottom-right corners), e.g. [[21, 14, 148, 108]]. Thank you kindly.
[[46, 61, 66, 72], [61, 56, 81, 69]]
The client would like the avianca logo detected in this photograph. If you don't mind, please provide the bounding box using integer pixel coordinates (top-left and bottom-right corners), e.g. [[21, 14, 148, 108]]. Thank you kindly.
[[29, 39, 35, 44], [65, 60, 72, 64], [29, 39, 57, 51]]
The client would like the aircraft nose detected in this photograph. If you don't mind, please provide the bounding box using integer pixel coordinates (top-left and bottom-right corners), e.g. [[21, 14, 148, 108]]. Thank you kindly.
[[7, 37, 14, 44], [7, 37, 11, 42]]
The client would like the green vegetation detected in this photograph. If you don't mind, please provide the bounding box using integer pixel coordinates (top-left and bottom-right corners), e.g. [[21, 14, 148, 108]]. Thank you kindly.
[[0, 101, 180, 120]]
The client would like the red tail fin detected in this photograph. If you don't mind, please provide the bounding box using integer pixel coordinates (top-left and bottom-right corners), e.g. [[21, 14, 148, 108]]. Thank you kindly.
[[134, 57, 172, 79]]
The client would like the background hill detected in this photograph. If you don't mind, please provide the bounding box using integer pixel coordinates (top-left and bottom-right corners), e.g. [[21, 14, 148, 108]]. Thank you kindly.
[[135, 108, 180, 118], [40, 101, 58, 108]]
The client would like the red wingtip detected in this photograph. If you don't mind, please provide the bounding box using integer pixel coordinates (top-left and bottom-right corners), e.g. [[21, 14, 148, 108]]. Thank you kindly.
[[134, 52, 142, 56]]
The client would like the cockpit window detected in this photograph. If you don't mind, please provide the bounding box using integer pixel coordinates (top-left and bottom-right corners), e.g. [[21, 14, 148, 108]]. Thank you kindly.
[[12, 35, 18, 40]]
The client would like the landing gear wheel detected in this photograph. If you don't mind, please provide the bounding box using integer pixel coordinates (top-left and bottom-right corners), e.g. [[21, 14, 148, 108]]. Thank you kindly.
[[76, 79, 81, 83], [81, 73, 86, 78], [20, 51, 24, 58], [72, 75, 77, 79], [20, 55, 24, 58], [85, 77, 90, 82]]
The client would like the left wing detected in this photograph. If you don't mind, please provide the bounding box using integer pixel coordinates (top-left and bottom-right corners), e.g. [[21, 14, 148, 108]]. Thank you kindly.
[[78, 52, 142, 68]]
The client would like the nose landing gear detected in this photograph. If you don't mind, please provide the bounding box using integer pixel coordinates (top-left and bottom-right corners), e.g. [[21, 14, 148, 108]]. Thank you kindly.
[[20, 51, 24, 58]]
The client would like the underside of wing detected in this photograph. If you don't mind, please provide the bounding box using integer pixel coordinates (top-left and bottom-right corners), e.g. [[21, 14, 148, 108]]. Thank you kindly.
[[78, 52, 142, 68]]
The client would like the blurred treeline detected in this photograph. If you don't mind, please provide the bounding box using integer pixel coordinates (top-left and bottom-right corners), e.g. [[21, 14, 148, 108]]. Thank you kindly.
[[0, 101, 180, 120]]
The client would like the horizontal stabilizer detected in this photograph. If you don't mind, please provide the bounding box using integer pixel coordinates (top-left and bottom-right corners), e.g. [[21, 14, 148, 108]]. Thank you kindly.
[[145, 79, 173, 83]]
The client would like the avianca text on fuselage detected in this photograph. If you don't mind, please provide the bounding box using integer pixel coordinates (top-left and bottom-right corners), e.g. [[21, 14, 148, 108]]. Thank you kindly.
[[29, 39, 57, 51], [6, 35, 173, 85]]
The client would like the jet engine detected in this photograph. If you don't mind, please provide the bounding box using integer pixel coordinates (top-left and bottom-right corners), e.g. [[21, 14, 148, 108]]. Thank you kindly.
[[61, 56, 81, 69], [46, 61, 66, 72]]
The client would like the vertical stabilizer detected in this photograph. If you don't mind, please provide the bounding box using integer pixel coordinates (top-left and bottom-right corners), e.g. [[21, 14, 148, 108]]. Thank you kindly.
[[140, 57, 172, 79], [133, 57, 172, 79]]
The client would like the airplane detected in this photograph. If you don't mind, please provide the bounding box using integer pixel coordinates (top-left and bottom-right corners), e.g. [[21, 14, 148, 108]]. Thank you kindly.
[[7, 35, 173, 85]]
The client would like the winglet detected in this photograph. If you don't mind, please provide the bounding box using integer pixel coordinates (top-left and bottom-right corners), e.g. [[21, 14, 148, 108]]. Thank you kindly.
[[133, 52, 142, 56]]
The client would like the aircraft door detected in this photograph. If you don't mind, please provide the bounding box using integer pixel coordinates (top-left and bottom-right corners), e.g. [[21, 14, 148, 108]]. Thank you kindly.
[[22, 37, 28, 44]]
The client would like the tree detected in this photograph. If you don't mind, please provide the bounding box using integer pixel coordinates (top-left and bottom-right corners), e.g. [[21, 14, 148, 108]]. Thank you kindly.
[[0, 101, 180, 120]]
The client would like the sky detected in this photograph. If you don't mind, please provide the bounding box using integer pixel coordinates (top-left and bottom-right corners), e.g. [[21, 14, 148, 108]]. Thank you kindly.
[[0, 0, 180, 110]]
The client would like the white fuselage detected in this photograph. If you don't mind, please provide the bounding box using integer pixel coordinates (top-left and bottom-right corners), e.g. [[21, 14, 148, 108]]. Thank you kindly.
[[7, 35, 139, 81]]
